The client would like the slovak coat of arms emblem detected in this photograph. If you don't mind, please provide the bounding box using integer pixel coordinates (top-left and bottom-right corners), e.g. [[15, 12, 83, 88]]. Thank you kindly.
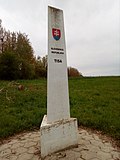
[[52, 28, 61, 41]]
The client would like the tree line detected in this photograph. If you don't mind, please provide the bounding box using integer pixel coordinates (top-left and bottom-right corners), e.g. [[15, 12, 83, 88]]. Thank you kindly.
[[0, 20, 82, 80]]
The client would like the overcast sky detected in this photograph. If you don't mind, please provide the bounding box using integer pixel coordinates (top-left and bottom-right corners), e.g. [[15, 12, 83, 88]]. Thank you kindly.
[[0, 0, 120, 76]]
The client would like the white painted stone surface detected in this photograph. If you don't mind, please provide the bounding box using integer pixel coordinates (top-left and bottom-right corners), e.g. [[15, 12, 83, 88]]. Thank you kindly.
[[47, 6, 70, 123], [40, 6, 78, 159], [40, 115, 78, 159]]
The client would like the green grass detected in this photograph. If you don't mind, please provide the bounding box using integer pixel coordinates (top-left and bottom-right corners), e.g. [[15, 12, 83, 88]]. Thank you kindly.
[[0, 79, 47, 139], [0, 77, 120, 143], [69, 77, 120, 141]]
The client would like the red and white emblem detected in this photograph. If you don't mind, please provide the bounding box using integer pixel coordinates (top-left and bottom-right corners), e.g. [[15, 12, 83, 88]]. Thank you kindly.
[[52, 28, 61, 41]]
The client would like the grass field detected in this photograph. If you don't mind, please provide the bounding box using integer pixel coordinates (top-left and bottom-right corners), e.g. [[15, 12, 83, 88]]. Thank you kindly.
[[0, 77, 120, 143]]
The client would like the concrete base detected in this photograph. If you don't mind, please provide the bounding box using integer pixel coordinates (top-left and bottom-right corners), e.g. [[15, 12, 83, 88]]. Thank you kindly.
[[40, 115, 78, 159]]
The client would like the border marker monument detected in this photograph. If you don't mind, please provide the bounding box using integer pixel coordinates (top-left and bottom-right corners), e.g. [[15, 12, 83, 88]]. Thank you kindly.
[[40, 6, 78, 159]]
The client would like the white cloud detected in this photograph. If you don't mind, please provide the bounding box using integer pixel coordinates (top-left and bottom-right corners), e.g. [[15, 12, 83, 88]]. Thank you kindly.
[[0, 0, 119, 76]]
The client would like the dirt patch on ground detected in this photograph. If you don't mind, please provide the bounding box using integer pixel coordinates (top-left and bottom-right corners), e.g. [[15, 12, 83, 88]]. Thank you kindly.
[[79, 126, 120, 150]]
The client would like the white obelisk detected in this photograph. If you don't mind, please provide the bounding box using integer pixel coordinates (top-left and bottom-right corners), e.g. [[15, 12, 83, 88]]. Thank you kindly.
[[40, 6, 78, 159], [47, 6, 70, 123]]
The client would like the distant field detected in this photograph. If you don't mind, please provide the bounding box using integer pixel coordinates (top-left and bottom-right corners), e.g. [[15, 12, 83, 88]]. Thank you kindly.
[[0, 77, 120, 143]]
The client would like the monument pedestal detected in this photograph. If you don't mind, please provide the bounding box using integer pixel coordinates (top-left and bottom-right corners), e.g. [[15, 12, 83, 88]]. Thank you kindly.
[[40, 115, 78, 159]]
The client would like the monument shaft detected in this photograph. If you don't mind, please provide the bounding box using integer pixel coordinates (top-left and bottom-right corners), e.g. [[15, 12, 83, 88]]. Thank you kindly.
[[47, 6, 70, 123]]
